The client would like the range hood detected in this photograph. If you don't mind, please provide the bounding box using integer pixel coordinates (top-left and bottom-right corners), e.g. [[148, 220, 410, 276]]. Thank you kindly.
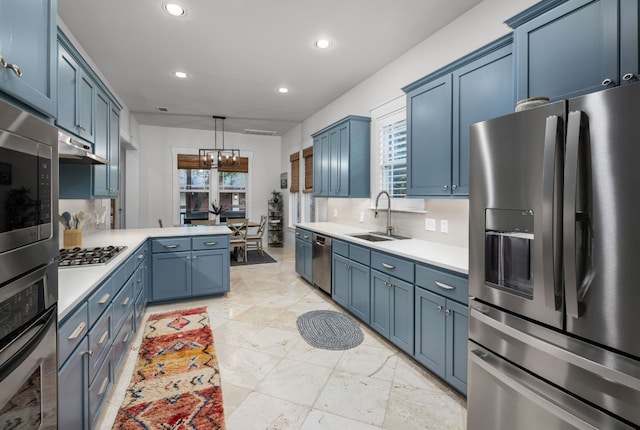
[[58, 131, 109, 165]]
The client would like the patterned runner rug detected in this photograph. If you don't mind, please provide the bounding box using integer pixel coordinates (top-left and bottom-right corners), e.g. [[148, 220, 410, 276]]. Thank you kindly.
[[112, 307, 226, 429]]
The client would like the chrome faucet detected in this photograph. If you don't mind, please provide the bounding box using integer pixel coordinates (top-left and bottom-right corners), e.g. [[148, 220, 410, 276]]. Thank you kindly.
[[374, 190, 393, 236]]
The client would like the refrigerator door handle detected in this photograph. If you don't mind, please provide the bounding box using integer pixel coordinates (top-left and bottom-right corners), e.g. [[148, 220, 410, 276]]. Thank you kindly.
[[564, 111, 586, 318], [542, 115, 563, 311]]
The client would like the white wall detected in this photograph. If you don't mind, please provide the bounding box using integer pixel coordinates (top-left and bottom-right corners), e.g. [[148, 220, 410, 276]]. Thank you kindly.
[[282, 0, 538, 249], [137, 126, 281, 228]]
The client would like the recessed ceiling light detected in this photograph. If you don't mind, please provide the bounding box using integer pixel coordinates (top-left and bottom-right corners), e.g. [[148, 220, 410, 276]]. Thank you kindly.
[[278, 87, 289, 93], [175, 71, 188, 78], [163, 3, 185, 17], [315, 39, 332, 49]]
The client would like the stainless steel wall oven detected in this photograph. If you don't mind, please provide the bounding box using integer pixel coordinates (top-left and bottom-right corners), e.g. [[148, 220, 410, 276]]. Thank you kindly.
[[0, 98, 58, 430]]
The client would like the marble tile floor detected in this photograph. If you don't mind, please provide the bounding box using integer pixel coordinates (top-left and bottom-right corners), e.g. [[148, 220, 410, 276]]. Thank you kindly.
[[96, 245, 467, 430]]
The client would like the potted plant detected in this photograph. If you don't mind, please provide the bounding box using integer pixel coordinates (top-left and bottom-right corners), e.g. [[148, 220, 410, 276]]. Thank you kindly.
[[209, 200, 226, 223]]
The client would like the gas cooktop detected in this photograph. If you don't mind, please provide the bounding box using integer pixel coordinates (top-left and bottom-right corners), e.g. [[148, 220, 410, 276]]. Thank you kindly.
[[58, 246, 127, 267]]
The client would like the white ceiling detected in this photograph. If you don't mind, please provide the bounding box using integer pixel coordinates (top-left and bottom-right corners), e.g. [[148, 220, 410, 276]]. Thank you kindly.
[[58, 0, 483, 135]]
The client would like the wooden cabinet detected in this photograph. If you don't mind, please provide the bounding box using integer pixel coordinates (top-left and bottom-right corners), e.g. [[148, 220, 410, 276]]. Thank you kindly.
[[513, 0, 619, 101], [295, 228, 313, 283], [403, 36, 514, 197], [58, 244, 150, 429], [370, 259, 415, 356], [312, 116, 371, 198], [151, 235, 230, 302], [0, 0, 57, 117], [414, 263, 469, 395]]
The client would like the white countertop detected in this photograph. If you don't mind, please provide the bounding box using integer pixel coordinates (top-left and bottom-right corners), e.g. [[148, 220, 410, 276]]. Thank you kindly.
[[58, 226, 231, 320], [296, 222, 468, 275]]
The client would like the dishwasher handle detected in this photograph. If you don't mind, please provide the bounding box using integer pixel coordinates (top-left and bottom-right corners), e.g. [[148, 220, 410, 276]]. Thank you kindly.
[[313, 234, 330, 247]]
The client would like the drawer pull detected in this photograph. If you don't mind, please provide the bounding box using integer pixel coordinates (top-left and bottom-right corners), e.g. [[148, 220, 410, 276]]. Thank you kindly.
[[204, 241, 217, 246], [122, 297, 130, 306], [137, 254, 144, 260], [68, 322, 86, 340], [123, 332, 130, 343], [435, 281, 455, 291], [382, 263, 395, 269], [137, 277, 142, 283], [99, 293, 110, 304], [98, 330, 109, 345], [97, 377, 109, 396], [295, 232, 300, 236], [82, 350, 93, 357], [164, 244, 178, 249]]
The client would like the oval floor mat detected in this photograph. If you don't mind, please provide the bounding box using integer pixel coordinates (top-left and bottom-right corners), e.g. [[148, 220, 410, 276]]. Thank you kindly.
[[296, 310, 364, 350]]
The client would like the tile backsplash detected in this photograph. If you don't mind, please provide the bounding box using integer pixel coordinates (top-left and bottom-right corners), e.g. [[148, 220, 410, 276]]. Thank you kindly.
[[325, 198, 469, 248], [58, 199, 110, 247]]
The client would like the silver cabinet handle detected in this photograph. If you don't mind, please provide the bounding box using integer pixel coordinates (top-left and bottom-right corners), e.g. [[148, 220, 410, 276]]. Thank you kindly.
[[82, 350, 93, 357], [68, 322, 86, 340], [122, 297, 130, 306], [303, 235, 309, 239], [98, 330, 109, 345], [0, 55, 6, 68], [601, 78, 614, 87], [623, 73, 636, 82], [382, 263, 395, 269], [137, 254, 144, 260], [451, 184, 458, 191], [97, 377, 109, 396], [123, 331, 130, 343], [77, 125, 87, 132], [137, 277, 142, 283], [437, 305, 443, 312], [9, 63, 22, 77], [295, 232, 300, 236], [164, 244, 178, 249], [444, 309, 451, 316], [434, 281, 455, 290], [99, 293, 110, 304], [204, 241, 217, 246], [443, 184, 449, 191]]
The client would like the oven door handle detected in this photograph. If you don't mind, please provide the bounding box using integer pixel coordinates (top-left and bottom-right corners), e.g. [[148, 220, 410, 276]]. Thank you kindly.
[[0, 306, 56, 377]]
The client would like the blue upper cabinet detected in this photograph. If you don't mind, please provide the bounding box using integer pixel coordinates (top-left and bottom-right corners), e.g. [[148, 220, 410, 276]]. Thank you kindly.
[[57, 42, 95, 143], [403, 36, 514, 198], [512, 0, 619, 101], [0, 0, 57, 118], [312, 115, 370, 198], [406, 75, 452, 197], [620, 0, 640, 85]]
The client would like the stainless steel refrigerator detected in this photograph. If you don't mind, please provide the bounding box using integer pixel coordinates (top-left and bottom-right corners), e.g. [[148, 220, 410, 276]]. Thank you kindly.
[[468, 82, 640, 429]]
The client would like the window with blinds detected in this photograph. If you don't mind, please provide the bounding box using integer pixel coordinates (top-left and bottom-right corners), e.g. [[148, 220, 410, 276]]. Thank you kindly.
[[379, 118, 407, 197]]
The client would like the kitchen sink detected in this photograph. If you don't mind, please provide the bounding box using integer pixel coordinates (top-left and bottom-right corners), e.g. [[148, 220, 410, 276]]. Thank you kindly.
[[348, 232, 411, 242]]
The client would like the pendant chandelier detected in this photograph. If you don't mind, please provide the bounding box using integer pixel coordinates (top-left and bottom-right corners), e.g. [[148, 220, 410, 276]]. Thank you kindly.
[[198, 116, 240, 169]]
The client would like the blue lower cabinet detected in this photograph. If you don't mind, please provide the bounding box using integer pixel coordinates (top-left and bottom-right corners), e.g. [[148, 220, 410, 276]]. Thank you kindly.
[[87, 307, 112, 382], [295, 228, 313, 283], [89, 350, 113, 426], [370, 269, 414, 354], [151, 236, 231, 302], [152, 251, 191, 301], [414, 286, 468, 395], [332, 253, 370, 323], [192, 249, 229, 295], [58, 338, 89, 430]]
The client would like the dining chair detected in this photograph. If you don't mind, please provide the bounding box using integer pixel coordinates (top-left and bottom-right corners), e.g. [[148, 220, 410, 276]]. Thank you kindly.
[[246, 215, 267, 255], [227, 218, 248, 262]]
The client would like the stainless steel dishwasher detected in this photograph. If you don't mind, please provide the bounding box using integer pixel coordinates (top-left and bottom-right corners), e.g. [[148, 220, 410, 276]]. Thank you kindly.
[[312, 233, 332, 294]]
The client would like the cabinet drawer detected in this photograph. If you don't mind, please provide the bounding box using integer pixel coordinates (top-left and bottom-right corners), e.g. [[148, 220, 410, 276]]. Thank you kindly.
[[415, 264, 468, 304], [113, 279, 135, 333], [88, 350, 113, 425], [349, 244, 370, 266], [333, 239, 348, 257], [151, 237, 191, 253], [192, 235, 229, 250], [132, 261, 146, 297], [88, 306, 112, 383], [132, 243, 149, 269], [295, 228, 313, 244], [58, 302, 88, 365], [124, 254, 136, 281], [112, 307, 134, 371], [371, 251, 414, 283], [87, 277, 114, 328]]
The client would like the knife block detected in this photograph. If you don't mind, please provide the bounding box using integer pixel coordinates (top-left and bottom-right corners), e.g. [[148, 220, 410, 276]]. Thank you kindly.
[[63, 229, 83, 249]]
